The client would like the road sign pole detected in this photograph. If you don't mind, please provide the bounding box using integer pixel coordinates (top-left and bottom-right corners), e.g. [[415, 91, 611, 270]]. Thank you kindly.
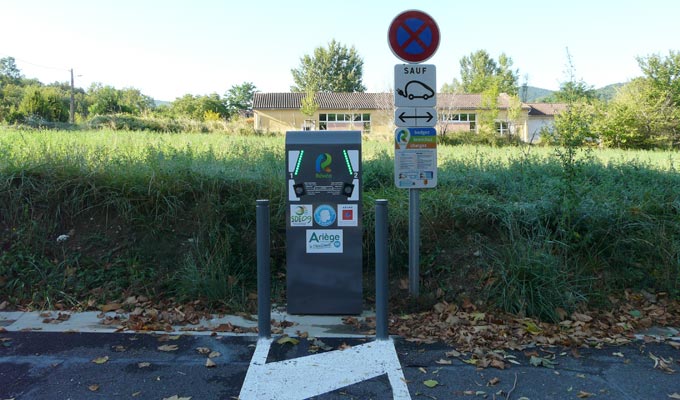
[[389, 9, 439, 299], [375, 199, 389, 340], [408, 188, 420, 296]]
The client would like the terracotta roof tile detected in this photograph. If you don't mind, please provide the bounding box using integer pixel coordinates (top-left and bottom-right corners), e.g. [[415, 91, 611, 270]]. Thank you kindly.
[[253, 92, 561, 113], [252, 92, 392, 109], [527, 102, 568, 116]]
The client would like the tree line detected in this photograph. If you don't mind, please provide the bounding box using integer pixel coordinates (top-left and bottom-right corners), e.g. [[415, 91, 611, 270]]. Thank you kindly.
[[0, 57, 257, 125], [3, 41, 680, 149]]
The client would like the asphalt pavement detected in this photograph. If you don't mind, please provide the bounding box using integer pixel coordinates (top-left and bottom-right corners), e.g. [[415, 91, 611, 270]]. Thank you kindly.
[[1, 311, 679, 400]]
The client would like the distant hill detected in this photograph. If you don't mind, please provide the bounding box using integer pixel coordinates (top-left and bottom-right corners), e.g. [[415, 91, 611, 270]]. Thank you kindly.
[[154, 100, 171, 107], [520, 86, 554, 102], [519, 83, 626, 103], [594, 83, 625, 101]]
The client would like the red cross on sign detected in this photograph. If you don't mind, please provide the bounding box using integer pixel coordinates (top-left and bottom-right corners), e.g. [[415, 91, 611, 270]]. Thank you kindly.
[[388, 10, 440, 63]]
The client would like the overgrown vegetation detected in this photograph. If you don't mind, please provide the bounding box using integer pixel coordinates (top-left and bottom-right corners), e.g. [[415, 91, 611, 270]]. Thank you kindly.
[[1, 128, 678, 321]]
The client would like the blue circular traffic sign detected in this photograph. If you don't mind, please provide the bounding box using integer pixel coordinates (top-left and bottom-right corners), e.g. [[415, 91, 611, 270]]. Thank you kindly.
[[388, 10, 440, 63]]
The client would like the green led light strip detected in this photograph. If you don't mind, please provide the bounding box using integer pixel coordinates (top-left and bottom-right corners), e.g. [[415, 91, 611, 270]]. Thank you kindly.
[[294, 150, 304, 176], [342, 150, 353, 175]]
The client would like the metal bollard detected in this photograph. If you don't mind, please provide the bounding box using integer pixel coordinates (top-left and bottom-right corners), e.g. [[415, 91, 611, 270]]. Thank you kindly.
[[256, 199, 271, 339], [375, 199, 389, 340]]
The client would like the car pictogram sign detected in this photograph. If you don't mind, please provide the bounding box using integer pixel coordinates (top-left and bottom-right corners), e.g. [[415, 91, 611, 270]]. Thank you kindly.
[[388, 10, 440, 63], [394, 64, 436, 107]]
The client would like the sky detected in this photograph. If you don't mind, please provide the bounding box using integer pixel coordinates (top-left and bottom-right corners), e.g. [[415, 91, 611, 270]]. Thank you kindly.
[[2, 0, 679, 101]]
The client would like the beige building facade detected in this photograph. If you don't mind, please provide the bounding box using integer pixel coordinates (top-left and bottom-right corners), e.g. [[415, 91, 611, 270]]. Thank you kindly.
[[253, 92, 564, 143]]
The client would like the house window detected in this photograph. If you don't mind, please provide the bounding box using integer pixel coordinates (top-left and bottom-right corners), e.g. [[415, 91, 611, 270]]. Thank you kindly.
[[318, 113, 371, 133], [439, 113, 476, 131], [495, 121, 510, 135]]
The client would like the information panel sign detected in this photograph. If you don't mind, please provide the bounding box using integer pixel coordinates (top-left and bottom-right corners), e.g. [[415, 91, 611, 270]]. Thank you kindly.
[[394, 127, 437, 188]]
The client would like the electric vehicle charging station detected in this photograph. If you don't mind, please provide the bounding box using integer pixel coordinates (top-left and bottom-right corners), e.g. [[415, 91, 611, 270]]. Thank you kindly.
[[285, 130, 362, 314]]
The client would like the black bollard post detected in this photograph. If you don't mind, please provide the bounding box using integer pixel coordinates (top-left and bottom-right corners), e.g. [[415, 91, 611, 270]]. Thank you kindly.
[[375, 199, 389, 340], [256, 199, 271, 339]]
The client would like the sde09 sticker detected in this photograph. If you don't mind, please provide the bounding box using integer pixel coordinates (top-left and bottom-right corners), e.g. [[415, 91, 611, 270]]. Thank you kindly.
[[290, 204, 313, 227]]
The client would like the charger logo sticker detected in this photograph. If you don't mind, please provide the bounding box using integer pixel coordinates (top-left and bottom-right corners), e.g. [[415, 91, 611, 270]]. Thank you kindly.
[[337, 204, 358, 227], [290, 205, 313, 227], [314, 204, 336, 227], [306, 229, 343, 253], [315, 153, 332, 178]]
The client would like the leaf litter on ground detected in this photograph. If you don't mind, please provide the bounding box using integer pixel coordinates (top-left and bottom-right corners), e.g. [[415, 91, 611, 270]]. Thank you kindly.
[[85, 289, 680, 371]]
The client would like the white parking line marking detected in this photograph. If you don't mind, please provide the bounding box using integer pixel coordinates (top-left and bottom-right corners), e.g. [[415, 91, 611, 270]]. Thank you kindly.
[[239, 338, 411, 400]]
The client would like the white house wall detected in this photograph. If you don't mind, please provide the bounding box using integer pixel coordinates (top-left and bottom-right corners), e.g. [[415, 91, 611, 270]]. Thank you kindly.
[[527, 117, 555, 143]]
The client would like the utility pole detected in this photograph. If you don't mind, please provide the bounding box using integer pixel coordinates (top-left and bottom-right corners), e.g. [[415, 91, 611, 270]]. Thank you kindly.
[[70, 68, 75, 124]]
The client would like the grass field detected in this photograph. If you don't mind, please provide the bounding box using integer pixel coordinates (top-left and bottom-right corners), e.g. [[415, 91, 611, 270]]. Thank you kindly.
[[1, 128, 679, 320]]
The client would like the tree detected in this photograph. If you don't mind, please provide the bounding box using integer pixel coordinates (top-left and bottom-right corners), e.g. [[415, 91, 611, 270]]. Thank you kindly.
[[440, 79, 462, 94], [291, 40, 366, 93], [0, 57, 22, 83], [637, 50, 680, 107], [170, 93, 228, 121], [497, 53, 519, 95], [458, 50, 518, 95], [595, 78, 662, 149], [549, 49, 596, 103], [119, 87, 154, 115], [300, 86, 318, 117], [87, 84, 154, 116], [225, 82, 257, 116], [18, 85, 69, 122], [88, 84, 127, 115]]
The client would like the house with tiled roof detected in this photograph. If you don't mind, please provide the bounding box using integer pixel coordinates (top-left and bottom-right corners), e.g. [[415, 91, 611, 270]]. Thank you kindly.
[[252, 92, 564, 143]]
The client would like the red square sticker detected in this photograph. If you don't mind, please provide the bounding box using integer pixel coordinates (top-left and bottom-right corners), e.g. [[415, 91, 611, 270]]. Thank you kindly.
[[342, 209, 353, 220]]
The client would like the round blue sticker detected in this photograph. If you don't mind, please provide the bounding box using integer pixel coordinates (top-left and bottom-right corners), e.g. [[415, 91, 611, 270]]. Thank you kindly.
[[314, 204, 337, 227]]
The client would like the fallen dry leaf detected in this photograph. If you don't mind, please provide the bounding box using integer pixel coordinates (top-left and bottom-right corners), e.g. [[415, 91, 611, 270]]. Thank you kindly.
[[423, 379, 438, 388], [88, 384, 100, 392], [571, 312, 593, 322], [297, 331, 309, 339], [668, 393, 680, 399], [276, 336, 299, 345], [529, 355, 557, 369], [101, 303, 122, 313], [196, 347, 211, 354], [91, 356, 109, 364], [205, 358, 216, 368], [208, 351, 221, 358], [445, 349, 461, 358], [158, 334, 181, 342], [577, 391, 594, 398], [650, 352, 675, 374], [138, 362, 151, 368], [338, 342, 352, 350], [157, 344, 179, 352], [487, 377, 500, 386], [523, 320, 543, 335], [435, 358, 452, 365]]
